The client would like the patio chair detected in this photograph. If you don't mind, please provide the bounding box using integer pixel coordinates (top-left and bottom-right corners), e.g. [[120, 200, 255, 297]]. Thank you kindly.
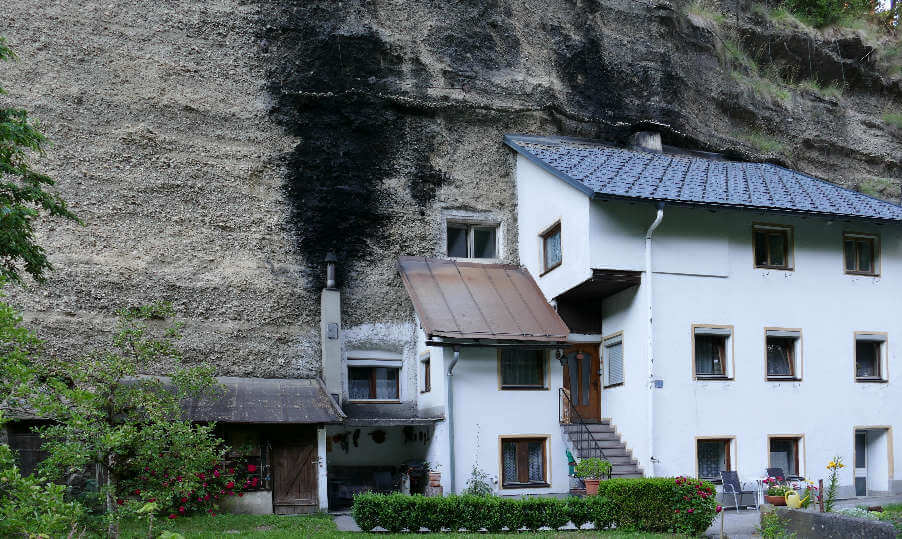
[[767, 467, 804, 482], [721, 470, 759, 511]]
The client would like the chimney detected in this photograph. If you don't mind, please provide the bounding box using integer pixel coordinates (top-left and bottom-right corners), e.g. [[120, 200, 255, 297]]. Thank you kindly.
[[320, 252, 342, 403], [631, 131, 662, 153]]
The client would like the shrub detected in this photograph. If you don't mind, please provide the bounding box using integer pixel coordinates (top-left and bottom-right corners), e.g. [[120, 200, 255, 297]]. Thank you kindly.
[[597, 476, 720, 535], [352, 493, 611, 532], [573, 457, 612, 479]]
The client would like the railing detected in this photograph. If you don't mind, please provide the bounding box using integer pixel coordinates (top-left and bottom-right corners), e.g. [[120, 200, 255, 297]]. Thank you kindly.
[[559, 388, 607, 462]]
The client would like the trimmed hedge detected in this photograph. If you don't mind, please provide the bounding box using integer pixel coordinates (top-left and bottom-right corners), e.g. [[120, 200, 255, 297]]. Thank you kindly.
[[352, 493, 609, 532], [353, 477, 719, 534], [597, 476, 719, 535]]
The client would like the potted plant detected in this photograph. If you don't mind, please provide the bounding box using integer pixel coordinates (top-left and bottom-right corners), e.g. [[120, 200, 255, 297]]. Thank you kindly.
[[573, 457, 612, 495], [763, 476, 793, 506]]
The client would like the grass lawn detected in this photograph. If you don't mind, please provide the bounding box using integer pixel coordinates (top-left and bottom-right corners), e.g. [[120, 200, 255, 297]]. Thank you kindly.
[[118, 513, 674, 538]]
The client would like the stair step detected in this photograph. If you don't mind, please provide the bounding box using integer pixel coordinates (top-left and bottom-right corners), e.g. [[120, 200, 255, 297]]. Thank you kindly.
[[561, 418, 644, 479], [572, 440, 628, 451], [563, 424, 615, 434]]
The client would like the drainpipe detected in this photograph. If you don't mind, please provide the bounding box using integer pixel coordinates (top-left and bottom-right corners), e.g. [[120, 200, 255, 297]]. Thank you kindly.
[[446, 345, 461, 493], [645, 203, 664, 477]]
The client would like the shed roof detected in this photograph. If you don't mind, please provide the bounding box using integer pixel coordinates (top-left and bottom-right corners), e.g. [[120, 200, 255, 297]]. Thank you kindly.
[[504, 134, 902, 222], [180, 377, 345, 424], [398, 256, 569, 343]]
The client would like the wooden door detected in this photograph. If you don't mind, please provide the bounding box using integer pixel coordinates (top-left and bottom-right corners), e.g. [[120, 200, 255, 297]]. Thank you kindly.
[[272, 441, 317, 513], [562, 344, 601, 420]]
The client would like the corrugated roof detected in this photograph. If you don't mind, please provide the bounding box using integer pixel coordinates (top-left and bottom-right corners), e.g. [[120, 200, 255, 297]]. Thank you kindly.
[[398, 256, 569, 343], [178, 377, 345, 424], [505, 134, 902, 222]]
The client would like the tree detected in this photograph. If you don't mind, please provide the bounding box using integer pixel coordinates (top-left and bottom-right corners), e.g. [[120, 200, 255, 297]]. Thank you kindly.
[[0, 36, 79, 284], [0, 300, 229, 537]]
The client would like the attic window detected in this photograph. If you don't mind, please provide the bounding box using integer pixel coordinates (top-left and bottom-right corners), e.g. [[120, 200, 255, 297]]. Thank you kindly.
[[447, 223, 497, 259], [844, 233, 879, 276], [541, 222, 562, 274], [753, 224, 793, 270]]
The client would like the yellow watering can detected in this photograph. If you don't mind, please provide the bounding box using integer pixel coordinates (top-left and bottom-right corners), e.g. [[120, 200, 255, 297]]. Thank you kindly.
[[785, 492, 802, 509]]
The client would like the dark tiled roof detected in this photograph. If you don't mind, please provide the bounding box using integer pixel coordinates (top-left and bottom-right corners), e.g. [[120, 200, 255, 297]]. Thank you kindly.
[[398, 257, 569, 342], [504, 135, 902, 222]]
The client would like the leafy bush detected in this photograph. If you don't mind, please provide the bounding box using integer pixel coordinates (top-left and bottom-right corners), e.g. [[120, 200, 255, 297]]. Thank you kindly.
[[462, 465, 493, 496], [0, 438, 86, 537], [780, 0, 876, 27], [351, 492, 609, 532], [597, 476, 720, 535], [573, 457, 612, 479]]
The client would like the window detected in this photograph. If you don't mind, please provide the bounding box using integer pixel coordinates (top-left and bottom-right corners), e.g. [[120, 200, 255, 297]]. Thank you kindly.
[[753, 225, 792, 270], [855, 333, 887, 382], [348, 366, 400, 400], [541, 222, 562, 273], [603, 334, 624, 387], [421, 356, 431, 393], [697, 438, 732, 481], [765, 329, 802, 381], [769, 437, 802, 478], [501, 437, 548, 488], [447, 223, 497, 259], [693, 326, 732, 379], [844, 233, 879, 276], [499, 349, 547, 389]]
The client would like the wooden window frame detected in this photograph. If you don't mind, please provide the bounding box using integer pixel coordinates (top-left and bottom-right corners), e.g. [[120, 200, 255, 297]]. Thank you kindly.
[[843, 232, 880, 277], [446, 222, 499, 260], [764, 328, 803, 382], [498, 435, 550, 489], [767, 435, 805, 478], [421, 355, 431, 394], [695, 436, 734, 482], [753, 224, 794, 271], [540, 221, 562, 275], [347, 365, 401, 403], [603, 331, 625, 388], [497, 349, 549, 390], [854, 332, 888, 383], [691, 324, 734, 381]]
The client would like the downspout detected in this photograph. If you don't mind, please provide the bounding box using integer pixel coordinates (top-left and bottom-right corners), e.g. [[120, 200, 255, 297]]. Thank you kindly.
[[446, 345, 460, 493], [645, 202, 664, 477]]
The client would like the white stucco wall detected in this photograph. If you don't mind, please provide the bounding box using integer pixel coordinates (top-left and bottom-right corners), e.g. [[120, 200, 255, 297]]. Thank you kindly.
[[445, 346, 570, 496], [515, 161, 901, 497]]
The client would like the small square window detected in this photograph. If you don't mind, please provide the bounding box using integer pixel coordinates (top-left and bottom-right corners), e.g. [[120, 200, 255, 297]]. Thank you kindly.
[[766, 330, 801, 381], [501, 437, 548, 488], [697, 438, 732, 481], [446, 223, 498, 259], [693, 327, 732, 379], [348, 366, 400, 400], [541, 223, 562, 273], [499, 350, 546, 389], [769, 437, 802, 478], [753, 225, 792, 270], [854, 335, 886, 382], [844, 234, 879, 276]]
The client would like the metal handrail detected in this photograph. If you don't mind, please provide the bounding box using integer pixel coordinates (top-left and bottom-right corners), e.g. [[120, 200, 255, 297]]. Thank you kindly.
[[559, 388, 608, 462]]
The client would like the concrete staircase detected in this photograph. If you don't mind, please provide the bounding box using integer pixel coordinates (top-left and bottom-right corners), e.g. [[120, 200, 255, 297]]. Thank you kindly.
[[562, 419, 644, 479]]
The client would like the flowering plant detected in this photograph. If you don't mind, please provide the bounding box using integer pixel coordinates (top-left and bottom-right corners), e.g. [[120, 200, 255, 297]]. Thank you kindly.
[[671, 476, 720, 534], [762, 476, 793, 497], [824, 455, 844, 512]]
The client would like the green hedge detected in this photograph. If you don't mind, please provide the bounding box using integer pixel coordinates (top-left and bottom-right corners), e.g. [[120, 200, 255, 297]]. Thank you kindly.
[[597, 476, 719, 535], [351, 493, 609, 532], [353, 477, 719, 534]]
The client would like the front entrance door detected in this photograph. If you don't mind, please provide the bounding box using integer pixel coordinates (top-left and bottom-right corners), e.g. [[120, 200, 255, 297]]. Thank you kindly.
[[272, 433, 318, 514], [855, 430, 868, 496], [563, 344, 601, 420]]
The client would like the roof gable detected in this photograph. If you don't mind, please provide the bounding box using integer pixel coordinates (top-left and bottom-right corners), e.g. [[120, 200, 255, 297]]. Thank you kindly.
[[505, 134, 902, 222]]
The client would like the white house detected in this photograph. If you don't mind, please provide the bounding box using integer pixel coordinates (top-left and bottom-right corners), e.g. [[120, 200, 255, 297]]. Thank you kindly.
[[505, 132, 901, 499]]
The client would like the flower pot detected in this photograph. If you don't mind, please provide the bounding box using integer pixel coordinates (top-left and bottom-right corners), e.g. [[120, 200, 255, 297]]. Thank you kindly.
[[584, 478, 600, 496], [764, 495, 787, 506], [428, 472, 441, 487]]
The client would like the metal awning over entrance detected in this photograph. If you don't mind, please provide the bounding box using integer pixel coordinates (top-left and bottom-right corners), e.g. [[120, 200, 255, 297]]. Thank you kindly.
[[398, 256, 569, 343], [555, 269, 643, 333]]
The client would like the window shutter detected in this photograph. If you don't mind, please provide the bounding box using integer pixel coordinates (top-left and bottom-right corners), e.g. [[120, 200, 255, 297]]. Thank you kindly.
[[606, 341, 624, 386]]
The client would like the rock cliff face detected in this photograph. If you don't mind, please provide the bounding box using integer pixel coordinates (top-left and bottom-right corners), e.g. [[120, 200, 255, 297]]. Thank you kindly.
[[3, 0, 900, 375]]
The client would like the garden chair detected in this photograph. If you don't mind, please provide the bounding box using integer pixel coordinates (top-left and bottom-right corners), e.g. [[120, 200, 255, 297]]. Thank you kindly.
[[720, 470, 759, 511], [767, 467, 804, 482]]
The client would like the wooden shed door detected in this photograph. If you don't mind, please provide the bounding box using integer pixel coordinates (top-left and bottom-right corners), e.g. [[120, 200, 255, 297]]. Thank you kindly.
[[272, 442, 317, 513], [563, 344, 601, 420]]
